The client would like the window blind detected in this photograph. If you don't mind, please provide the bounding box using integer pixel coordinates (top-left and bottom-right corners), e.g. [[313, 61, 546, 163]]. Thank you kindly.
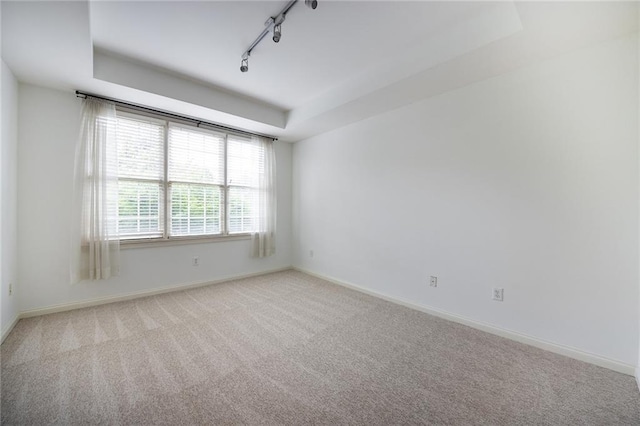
[[116, 115, 165, 239], [168, 125, 225, 236], [114, 111, 270, 242], [227, 136, 263, 234]]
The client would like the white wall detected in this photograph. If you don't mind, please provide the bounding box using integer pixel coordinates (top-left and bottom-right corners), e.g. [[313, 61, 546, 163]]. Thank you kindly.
[[17, 84, 292, 312], [1, 60, 19, 335], [637, 5, 640, 383], [293, 34, 639, 366]]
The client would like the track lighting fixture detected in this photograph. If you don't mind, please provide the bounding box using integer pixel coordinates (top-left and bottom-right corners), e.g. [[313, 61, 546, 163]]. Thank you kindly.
[[273, 23, 282, 43], [240, 0, 317, 73]]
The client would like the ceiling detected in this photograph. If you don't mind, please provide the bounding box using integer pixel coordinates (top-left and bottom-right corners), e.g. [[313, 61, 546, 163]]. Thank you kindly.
[[2, 1, 638, 142]]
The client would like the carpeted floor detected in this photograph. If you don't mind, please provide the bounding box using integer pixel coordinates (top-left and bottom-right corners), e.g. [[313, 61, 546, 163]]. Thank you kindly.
[[1, 270, 639, 425]]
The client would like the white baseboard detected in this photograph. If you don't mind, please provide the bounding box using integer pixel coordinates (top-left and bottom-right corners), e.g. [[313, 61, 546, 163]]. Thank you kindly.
[[1, 315, 20, 344], [293, 266, 636, 377], [18, 266, 293, 319], [636, 368, 640, 392]]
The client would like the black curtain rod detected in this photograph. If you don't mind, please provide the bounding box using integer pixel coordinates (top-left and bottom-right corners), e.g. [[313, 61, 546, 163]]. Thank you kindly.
[[75, 91, 278, 141]]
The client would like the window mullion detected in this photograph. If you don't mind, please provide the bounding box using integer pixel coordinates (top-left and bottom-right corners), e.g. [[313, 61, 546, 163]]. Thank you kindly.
[[223, 134, 229, 235], [163, 121, 169, 239]]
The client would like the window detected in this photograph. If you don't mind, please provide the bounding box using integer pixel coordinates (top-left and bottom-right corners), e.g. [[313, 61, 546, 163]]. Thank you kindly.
[[116, 111, 265, 241]]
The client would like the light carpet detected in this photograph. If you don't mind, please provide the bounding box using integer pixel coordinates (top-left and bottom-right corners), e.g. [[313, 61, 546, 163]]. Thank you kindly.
[[1, 270, 639, 424]]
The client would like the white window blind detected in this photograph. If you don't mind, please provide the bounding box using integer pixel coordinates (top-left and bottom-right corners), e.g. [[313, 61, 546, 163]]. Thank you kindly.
[[114, 111, 270, 242], [116, 115, 164, 239], [227, 136, 263, 234], [168, 125, 225, 236]]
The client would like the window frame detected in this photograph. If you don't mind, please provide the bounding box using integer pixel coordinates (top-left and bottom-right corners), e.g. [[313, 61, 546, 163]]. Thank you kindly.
[[116, 108, 259, 247]]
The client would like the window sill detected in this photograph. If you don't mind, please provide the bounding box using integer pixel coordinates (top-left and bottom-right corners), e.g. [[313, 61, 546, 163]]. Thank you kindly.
[[120, 234, 251, 249]]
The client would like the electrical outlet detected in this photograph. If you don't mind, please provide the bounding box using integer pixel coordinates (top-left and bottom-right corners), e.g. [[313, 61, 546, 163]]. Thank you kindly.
[[492, 288, 504, 301], [429, 276, 437, 287], [192, 256, 199, 267], [8, 282, 12, 296], [309, 250, 314, 258]]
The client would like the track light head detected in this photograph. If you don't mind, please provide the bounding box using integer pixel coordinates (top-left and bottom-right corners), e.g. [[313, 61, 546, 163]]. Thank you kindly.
[[240, 57, 249, 72], [272, 24, 282, 43], [305, 0, 318, 10]]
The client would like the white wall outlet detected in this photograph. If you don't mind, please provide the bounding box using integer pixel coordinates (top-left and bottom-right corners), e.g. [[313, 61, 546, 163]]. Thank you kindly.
[[309, 249, 314, 258], [192, 256, 199, 267], [429, 276, 437, 287], [492, 288, 504, 301], [9, 282, 13, 296]]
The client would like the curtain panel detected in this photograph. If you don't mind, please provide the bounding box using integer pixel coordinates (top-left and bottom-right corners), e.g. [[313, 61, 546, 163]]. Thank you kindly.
[[70, 98, 120, 282], [251, 137, 277, 258]]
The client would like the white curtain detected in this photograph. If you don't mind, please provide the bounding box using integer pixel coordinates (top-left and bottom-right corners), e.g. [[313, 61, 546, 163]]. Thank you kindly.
[[70, 98, 120, 282], [251, 137, 277, 257]]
